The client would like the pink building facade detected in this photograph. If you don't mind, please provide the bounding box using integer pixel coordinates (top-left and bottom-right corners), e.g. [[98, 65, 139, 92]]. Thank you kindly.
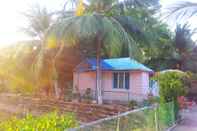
[[73, 58, 153, 102]]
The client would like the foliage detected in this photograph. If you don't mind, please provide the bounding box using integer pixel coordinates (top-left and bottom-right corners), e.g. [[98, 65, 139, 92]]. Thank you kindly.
[[158, 101, 176, 127], [172, 23, 196, 70], [22, 5, 53, 40], [83, 88, 92, 103], [120, 5, 176, 66], [0, 112, 77, 131], [142, 96, 160, 106], [47, 0, 159, 103], [153, 71, 187, 102], [128, 100, 138, 109], [186, 72, 197, 80], [166, 1, 197, 21], [48, 0, 162, 59], [0, 42, 40, 95]]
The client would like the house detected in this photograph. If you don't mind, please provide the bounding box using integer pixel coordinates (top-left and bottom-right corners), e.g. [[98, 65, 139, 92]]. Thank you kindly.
[[73, 57, 153, 103]]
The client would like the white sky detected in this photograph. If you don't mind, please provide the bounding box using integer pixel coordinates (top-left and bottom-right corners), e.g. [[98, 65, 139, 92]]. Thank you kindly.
[[0, 0, 196, 48]]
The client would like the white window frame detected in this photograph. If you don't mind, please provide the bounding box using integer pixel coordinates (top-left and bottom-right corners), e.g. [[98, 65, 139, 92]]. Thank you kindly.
[[114, 72, 129, 89]]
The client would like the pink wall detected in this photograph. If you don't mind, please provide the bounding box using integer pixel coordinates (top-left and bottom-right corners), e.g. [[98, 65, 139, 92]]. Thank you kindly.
[[73, 71, 96, 96], [73, 70, 150, 102]]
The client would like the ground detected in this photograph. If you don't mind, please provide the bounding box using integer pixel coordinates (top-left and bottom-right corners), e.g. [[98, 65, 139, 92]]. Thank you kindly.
[[172, 106, 197, 131], [0, 93, 128, 123]]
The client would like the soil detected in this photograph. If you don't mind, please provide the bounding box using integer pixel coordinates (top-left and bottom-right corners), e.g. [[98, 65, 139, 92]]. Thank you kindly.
[[0, 93, 129, 123]]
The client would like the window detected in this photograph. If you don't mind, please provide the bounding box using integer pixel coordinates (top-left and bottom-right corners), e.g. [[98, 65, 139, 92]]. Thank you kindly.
[[113, 72, 130, 89]]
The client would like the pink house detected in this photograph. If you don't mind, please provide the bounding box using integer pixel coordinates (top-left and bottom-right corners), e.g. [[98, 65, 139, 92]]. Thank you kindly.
[[73, 57, 153, 103]]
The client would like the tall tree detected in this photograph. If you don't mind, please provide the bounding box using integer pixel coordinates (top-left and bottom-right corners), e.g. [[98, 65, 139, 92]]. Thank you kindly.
[[22, 5, 58, 97], [23, 5, 53, 40], [173, 23, 196, 70]]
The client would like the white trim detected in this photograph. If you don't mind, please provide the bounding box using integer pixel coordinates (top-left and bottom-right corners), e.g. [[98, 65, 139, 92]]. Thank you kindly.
[[113, 72, 129, 89]]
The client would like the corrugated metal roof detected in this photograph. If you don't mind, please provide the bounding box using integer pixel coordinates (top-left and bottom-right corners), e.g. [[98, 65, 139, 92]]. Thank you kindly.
[[76, 57, 153, 72]]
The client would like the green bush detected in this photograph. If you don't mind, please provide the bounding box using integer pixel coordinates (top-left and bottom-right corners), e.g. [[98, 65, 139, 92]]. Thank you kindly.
[[128, 100, 138, 109], [153, 71, 187, 102], [0, 112, 78, 131], [153, 71, 187, 120]]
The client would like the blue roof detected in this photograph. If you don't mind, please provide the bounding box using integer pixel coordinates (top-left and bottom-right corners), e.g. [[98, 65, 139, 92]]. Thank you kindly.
[[76, 57, 153, 72]]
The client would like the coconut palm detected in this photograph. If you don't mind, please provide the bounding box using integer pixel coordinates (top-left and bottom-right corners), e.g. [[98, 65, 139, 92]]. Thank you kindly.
[[22, 5, 53, 40], [45, 0, 142, 104], [22, 5, 61, 97], [173, 23, 196, 70], [47, 0, 157, 104]]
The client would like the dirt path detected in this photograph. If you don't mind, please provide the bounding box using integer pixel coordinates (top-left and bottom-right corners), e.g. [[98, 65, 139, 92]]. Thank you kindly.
[[172, 106, 197, 131]]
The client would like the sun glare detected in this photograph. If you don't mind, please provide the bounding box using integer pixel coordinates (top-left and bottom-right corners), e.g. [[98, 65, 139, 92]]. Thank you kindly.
[[0, 0, 65, 48]]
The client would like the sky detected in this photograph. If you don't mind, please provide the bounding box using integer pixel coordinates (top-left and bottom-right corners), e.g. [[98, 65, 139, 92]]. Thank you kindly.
[[0, 0, 196, 48]]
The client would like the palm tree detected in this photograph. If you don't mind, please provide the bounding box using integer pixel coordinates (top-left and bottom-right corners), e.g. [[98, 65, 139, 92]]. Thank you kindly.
[[22, 5, 53, 40], [166, 2, 197, 20], [47, 0, 151, 104], [22, 5, 59, 97], [173, 23, 196, 70]]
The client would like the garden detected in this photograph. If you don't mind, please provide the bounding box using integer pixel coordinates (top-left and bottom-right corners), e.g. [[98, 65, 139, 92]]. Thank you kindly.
[[0, 0, 196, 130], [0, 70, 190, 130]]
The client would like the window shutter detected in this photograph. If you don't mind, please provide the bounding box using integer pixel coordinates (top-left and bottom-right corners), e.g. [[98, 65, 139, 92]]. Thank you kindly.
[[125, 72, 130, 89], [113, 73, 118, 88]]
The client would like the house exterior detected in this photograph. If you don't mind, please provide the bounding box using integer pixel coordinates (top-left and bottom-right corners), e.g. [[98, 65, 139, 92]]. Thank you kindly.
[[73, 57, 153, 103]]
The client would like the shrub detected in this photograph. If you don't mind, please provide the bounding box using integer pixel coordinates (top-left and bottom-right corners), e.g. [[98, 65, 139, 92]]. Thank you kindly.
[[83, 88, 92, 103], [128, 100, 138, 109], [153, 71, 187, 102], [153, 71, 187, 120], [0, 112, 78, 131]]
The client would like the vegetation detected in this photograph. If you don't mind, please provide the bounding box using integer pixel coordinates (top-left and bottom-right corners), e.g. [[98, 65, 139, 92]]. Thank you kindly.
[[153, 70, 188, 119], [153, 71, 187, 102], [128, 100, 138, 109], [46, 0, 162, 104], [0, 112, 77, 131], [0, 0, 196, 98], [0, 0, 196, 130], [166, 1, 197, 20], [0, 42, 40, 94]]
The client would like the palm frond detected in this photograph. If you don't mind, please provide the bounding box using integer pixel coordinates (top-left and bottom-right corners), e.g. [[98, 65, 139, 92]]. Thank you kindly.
[[165, 2, 197, 21], [48, 14, 141, 58], [22, 5, 53, 39], [174, 23, 195, 52]]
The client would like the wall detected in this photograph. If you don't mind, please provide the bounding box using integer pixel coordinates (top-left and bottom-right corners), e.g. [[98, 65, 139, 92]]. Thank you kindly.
[[129, 71, 149, 101], [73, 70, 150, 102], [73, 71, 96, 97]]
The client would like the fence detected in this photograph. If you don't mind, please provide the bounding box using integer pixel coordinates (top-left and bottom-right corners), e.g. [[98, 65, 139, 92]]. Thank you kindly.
[[68, 102, 176, 131]]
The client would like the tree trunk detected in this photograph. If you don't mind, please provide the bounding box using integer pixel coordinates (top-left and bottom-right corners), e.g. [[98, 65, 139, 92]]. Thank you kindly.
[[96, 35, 103, 104], [54, 80, 60, 99]]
